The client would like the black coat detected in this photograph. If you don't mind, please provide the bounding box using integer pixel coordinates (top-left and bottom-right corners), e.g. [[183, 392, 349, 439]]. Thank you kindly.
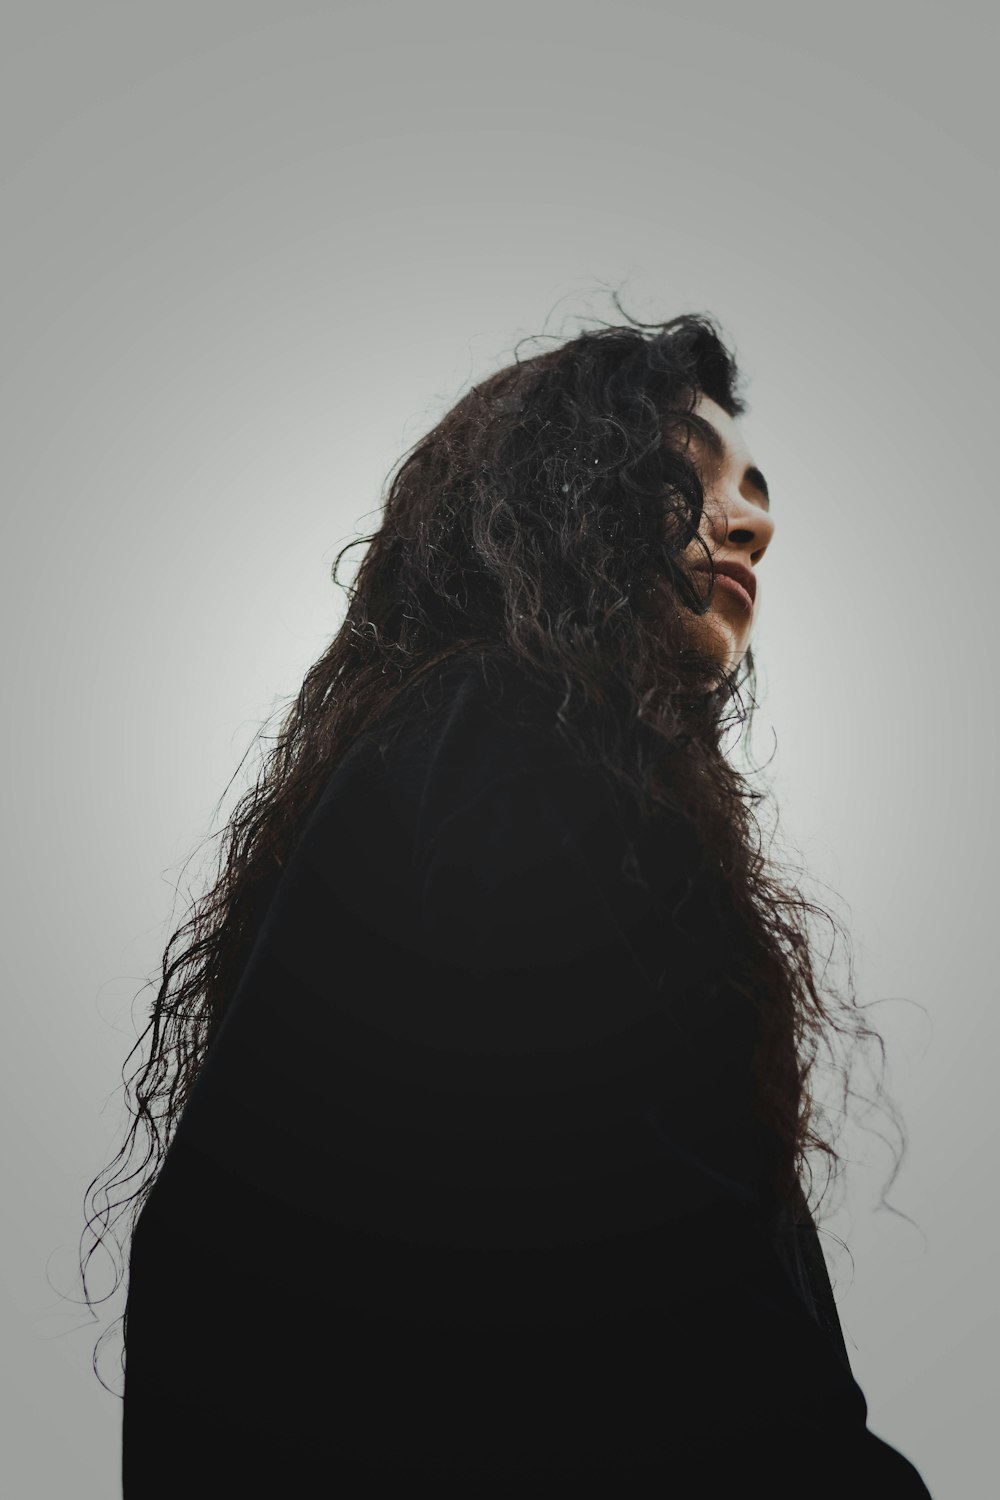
[[121, 651, 932, 1494]]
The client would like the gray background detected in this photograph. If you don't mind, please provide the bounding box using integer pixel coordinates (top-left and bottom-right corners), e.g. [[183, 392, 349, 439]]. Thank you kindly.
[[4, 2, 995, 1493]]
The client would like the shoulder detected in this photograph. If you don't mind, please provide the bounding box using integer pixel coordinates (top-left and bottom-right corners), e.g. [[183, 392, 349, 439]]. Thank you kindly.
[[303, 647, 712, 893], [376, 647, 583, 823], [307, 648, 634, 851], [285, 650, 730, 970]]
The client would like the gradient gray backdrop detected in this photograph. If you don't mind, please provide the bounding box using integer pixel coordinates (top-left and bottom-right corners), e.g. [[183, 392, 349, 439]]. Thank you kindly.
[[4, 2, 995, 1494]]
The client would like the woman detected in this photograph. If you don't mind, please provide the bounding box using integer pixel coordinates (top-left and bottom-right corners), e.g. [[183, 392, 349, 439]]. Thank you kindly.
[[86, 307, 932, 1492]]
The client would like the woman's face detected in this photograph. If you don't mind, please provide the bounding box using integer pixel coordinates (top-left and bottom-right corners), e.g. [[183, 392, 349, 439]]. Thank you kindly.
[[677, 392, 775, 675]]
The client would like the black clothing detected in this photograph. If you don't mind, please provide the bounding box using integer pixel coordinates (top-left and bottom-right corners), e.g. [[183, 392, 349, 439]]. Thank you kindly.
[[121, 650, 932, 1494]]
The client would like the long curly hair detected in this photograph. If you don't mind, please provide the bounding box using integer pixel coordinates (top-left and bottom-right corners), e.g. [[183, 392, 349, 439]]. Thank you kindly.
[[74, 296, 912, 1396]]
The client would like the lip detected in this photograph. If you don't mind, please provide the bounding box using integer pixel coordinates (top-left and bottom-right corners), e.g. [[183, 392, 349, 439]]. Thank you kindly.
[[712, 573, 754, 611], [692, 559, 756, 612]]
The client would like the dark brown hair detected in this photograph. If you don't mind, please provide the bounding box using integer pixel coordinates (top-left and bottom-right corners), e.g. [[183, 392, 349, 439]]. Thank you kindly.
[[75, 296, 913, 1394]]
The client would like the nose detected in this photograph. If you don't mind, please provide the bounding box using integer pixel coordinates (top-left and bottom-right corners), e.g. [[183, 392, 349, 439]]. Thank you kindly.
[[704, 484, 774, 567]]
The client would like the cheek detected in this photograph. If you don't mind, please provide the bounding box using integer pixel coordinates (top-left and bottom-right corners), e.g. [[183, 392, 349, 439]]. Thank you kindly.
[[684, 604, 734, 662]]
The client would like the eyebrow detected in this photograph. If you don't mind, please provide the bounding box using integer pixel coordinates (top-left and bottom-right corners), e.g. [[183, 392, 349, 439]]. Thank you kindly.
[[694, 422, 771, 510], [744, 465, 770, 510]]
